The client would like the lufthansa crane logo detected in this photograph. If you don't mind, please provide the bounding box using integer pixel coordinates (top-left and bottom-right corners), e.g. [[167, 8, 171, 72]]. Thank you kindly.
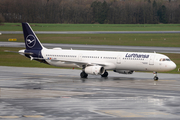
[[26, 35, 36, 48]]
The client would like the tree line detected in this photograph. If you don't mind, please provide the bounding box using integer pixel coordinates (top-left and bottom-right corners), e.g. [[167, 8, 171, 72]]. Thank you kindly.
[[0, 0, 180, 24]]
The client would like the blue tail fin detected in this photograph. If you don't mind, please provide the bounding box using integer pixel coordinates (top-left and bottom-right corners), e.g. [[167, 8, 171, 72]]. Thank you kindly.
[[22, 23, 44, 50]]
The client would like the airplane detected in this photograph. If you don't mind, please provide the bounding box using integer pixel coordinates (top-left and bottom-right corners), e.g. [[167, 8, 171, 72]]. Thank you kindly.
[[18, 22, 176, 81]]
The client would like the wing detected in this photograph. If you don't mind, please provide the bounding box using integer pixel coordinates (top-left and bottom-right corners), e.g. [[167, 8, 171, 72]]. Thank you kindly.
[[48, 58, 107, 68]]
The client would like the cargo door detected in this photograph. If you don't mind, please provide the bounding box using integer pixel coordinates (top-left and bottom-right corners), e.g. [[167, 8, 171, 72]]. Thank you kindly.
[[78, 53, 82, 61], [149, 55, 155, 65]]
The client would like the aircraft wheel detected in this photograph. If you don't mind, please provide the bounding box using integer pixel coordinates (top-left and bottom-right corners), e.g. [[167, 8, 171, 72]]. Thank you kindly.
[[153, 72, 158, 81], [80, 71, 88, 78], [154, 76, 158, 81], [101, 71, 108, 77]]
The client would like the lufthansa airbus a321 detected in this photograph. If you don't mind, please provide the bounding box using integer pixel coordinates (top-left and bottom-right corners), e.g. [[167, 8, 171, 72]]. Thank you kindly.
[[18, 23, 176, 81]]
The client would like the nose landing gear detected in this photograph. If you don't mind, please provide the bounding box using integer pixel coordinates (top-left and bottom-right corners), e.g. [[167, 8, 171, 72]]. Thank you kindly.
[[153, 72, 159, 81]]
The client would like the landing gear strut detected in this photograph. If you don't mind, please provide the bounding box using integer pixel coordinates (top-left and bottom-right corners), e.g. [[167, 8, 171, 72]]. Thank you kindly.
[[80, 71, 88, 78], [153, 72, 158, 81], [101, 70, 108, 77]]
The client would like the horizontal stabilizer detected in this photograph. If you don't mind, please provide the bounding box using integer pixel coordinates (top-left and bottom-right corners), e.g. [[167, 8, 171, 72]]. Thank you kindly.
[[4, 50, 33, 55]]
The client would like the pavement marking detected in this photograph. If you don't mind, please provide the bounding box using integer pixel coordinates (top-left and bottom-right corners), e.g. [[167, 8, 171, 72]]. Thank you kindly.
[[23, 73, 65, 77], [97, 110, 177, 118], [0, 116, 19, 119], [0, 78, 12, 81], [23, 73, 45, 76], [97, 110, 144, 117], [159, 80, 176, 82], [58, 75, 65, 77], [22, 115, 43, 118], [0, 88, 94, 99], [0, 115, 43, 118], [88, 79, 180, 91], [138, 111, 169, 116]]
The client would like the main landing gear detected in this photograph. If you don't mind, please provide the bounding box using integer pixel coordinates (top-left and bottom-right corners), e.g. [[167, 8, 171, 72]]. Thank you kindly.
[[80, 70, 108, 78], [80, 71, 88, 78], [101, 70, 108, 77], [153, 72, 159, 81]]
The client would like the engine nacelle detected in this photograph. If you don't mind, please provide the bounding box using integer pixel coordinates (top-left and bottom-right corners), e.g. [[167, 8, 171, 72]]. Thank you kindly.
[[113, 70, 134, 74], [85, 66, 105, 75]]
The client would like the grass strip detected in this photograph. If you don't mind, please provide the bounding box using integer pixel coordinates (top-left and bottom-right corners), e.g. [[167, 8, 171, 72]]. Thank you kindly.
[[0, 23, 180, 31], [1, 34, 180, 47]]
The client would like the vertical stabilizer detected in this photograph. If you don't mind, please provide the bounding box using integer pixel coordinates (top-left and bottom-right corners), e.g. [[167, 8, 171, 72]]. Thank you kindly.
[[22, 23, 44, 50]]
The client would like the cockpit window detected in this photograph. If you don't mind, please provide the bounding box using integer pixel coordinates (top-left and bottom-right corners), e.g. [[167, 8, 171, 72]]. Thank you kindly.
[[166, 59, 171, 61], [159, 58, 171, 61]]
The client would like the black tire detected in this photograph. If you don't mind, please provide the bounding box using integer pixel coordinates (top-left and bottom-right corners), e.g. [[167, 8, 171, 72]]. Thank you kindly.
[[154, 76, 159, 81], [80, 71, 88, 78], [101, 71, 108, 77]]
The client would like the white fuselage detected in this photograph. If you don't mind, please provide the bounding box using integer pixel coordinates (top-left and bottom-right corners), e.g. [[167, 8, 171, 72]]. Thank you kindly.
[[20, 22, 177, 80], [41, 48, 176, 72]]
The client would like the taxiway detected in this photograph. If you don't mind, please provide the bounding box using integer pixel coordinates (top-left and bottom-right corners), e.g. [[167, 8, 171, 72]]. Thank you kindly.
[[0, 66, 180, 119], [1, 42, 180, 53]]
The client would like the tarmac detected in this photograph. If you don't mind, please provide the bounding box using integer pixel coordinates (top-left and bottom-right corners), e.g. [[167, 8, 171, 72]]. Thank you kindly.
[[0, 66, 180, 120]]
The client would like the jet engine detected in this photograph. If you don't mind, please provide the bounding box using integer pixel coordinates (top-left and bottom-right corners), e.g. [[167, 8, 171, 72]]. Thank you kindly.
[[113, 70, 134, 74], [85, 66, 105, 75]]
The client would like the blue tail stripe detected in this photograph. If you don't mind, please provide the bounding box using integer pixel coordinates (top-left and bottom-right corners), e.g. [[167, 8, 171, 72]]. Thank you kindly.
[[22, 23, 43, 50]]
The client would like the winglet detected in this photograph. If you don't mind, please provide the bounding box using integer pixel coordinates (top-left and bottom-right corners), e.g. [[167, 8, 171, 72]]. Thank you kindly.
[[22, 23, 44, 50]]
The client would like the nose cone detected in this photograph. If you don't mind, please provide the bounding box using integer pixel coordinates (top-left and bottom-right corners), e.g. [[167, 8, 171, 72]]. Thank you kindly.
[[169, 62, 176, 71]]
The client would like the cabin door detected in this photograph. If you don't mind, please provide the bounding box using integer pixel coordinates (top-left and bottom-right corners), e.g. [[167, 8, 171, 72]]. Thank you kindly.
[[149, 55, 155, 65], [117, 55, 121, 64]]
